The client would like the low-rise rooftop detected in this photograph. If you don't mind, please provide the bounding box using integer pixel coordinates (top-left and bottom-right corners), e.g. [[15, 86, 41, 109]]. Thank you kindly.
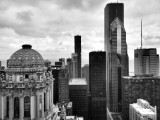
[[69, 78, 87, 85]]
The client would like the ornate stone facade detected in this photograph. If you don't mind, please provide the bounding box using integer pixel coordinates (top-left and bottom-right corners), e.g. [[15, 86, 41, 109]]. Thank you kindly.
[[0, 44, 58, 120]]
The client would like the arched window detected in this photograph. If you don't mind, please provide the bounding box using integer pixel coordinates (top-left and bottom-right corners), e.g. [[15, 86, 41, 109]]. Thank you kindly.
[[14, 97, 20, 118], [6, 96, 9, 118], [24, 96, 30, 118]]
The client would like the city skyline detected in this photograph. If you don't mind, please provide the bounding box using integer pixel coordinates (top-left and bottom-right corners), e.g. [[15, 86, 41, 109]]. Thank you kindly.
[[0, 0, 160, 74]]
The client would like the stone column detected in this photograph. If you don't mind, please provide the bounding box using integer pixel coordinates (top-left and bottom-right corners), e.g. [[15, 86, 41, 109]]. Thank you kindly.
[[44, 91, 47, 111], [36, 93, 39, 119], [0, 95, 4, 119], [46, 90, 49, 110], [47, 90, 50, 110], [48, 89, 51, 109], [49, 88, 52, 108], [41, 93, 44, 118], [30, 95, 36, 120], [3, 96, 6, 118], [20, 95, 24, 120], [51, 82, 53, 105], [9, 96, 14, 120]]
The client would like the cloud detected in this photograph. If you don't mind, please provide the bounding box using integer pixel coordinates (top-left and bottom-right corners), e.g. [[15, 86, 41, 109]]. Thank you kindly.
[[123, 0, 160, 18], [0, 0, 159, 68], [17, 10, 33, 22], [53, 0, 106, 11]]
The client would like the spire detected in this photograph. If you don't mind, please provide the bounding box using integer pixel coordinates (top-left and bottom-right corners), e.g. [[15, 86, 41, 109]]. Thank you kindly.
[[141, 20, 142, 49]]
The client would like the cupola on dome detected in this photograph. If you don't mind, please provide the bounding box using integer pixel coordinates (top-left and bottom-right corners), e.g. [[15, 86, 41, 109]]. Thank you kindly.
[[8, 44, 44, 68]]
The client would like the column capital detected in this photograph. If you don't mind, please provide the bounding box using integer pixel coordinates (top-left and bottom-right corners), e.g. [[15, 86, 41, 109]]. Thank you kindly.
[[19, 94, 24, 98], [31, 92, 36, 96]]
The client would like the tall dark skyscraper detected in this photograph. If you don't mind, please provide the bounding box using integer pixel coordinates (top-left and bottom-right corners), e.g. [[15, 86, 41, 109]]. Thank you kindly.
[[74, 35, 81, 78], [89, 51, 106, 120], [104, 3, 129, 112], [69, 78, 88, 120]]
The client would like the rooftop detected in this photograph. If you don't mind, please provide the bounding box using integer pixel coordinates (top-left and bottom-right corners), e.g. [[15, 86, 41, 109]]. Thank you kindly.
[[130, 99, 156, 116], [69, 78, 87, 85], [122, 75, 160, 80], [130, 104, 155, 115]]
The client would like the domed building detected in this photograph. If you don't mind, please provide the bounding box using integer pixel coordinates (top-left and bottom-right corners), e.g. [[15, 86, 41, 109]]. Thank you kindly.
[[0, 44, 58, 120]]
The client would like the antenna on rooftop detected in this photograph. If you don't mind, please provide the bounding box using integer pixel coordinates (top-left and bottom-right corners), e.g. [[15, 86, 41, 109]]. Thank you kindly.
[[141, 19, 142, 49]]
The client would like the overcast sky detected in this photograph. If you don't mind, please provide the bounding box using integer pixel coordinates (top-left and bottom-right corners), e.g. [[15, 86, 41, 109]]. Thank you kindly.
[[0, 0, 160, 74]]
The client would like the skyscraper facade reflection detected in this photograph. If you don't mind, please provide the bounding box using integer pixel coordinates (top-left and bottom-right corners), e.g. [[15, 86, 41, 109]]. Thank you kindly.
[[105, 3, 129, 112]]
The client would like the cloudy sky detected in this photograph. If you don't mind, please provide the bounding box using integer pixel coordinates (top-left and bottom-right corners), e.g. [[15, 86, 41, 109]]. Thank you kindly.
[[0, 0, 160, 74]]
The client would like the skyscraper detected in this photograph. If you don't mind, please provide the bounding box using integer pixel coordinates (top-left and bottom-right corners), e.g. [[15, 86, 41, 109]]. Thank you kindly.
[[74, 35, 81, 78], [134, 48, 159, 76], [51, 65, 60, 104], [71, 53, 78, 78], [59, 68, 69, 103], [104, 3, 129, 112], [67, 58, 72, 79], [69, 78, 88, 120], [89, 51, 106, 120], [82, 64, 89, 90]]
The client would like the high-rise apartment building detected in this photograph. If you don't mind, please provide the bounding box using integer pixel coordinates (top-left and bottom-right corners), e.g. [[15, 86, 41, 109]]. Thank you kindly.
[[69, 78, 88, 120], [89, 51, 106, 120], [134, 48, 159, 76], [129, 99, 157, 120], [122, 75, 160, 120], [82, 64, 89, 90], [74, 35, 81, 78], [104, 3, 129, 112]]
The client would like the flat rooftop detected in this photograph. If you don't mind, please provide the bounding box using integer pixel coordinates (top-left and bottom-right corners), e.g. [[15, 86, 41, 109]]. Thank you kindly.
[[69, 78, 87, 85], [130, 103, 155, 115], [122, 75, 160, 80]]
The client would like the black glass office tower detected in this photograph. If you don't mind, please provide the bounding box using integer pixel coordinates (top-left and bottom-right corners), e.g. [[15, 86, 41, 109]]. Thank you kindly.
[[104, 3, 129, 112], [74, 35, 81, 78], [89, 51, 106, 120]]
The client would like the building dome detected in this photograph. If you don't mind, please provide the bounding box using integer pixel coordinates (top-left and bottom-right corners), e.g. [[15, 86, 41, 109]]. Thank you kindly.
[[8, 44, 44, 68]]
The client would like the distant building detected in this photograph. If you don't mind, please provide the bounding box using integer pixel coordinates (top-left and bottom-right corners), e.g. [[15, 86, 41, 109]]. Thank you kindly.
[[55, 58, 65, 68], [134, 48, 159, 76], [74, 35, 81, 78], [105, 3, 129, 112], [82, 64, 89, 90], [122, 75, 160, 120], [129, 99, 157, 120], [58, 101, 73, 116], [60, 105, 66, 120], [7, 59, 9, 68], [69, 78, 88, 120], [66, 58, 72, 79], [44, 59, 51, 67], [0, 44, 57, 120], [55, 61, 63, 66], [89, 51, 106, 120], [59, 58, 65, 68], [59, 68, 69, 103], [51, 65, 61, 104], [71, 53, 78, 78]]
